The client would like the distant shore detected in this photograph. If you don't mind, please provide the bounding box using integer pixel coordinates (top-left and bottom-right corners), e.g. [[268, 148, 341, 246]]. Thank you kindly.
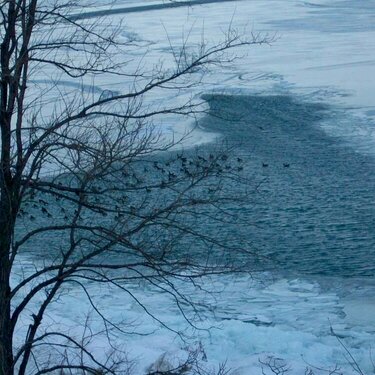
[[70, 0, 239, 20]]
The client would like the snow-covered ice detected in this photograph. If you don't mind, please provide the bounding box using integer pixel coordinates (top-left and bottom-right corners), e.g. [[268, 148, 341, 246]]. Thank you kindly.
[[50, 0, 374, 153], [13, 261, 375, 374]]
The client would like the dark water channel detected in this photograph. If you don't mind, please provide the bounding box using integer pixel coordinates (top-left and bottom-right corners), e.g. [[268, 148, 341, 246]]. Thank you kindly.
[[199, 94, 375, 277]]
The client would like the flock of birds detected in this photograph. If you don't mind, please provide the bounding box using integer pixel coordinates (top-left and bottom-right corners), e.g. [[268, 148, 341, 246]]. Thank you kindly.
[[262, 162, 290, 168], [18, 154, 292, 223]]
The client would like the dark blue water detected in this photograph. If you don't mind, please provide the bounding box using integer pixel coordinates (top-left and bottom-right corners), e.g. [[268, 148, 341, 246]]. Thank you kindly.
[[199, 94, 375, 277], [18, 94, 375, 279]]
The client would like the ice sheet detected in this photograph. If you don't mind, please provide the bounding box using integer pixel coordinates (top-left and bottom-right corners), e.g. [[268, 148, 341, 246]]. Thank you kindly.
[[73, 0, 375, 153]]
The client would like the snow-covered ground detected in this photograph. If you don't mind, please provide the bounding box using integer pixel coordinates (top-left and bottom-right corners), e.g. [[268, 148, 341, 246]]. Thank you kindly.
[[20, 0, 375, 373]]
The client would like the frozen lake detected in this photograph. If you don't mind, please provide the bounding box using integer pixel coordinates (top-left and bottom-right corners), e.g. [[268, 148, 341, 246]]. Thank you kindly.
[[17, 0, 375, 373]]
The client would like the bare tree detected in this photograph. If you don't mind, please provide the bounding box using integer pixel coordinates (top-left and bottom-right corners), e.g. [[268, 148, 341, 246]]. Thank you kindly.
[[0, 1, 267, 374]]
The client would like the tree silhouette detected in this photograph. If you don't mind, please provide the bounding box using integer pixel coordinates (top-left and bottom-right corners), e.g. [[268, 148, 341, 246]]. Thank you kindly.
[[0, 1, 267, 374]]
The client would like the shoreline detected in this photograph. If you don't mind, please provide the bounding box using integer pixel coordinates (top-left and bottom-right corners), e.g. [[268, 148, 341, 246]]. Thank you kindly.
[[70, 0, 240, 20]]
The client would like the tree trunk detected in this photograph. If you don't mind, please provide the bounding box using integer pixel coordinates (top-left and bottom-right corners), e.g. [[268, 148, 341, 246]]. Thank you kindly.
[[0, 5, 16, 371], [0, 228, 13, 375]]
